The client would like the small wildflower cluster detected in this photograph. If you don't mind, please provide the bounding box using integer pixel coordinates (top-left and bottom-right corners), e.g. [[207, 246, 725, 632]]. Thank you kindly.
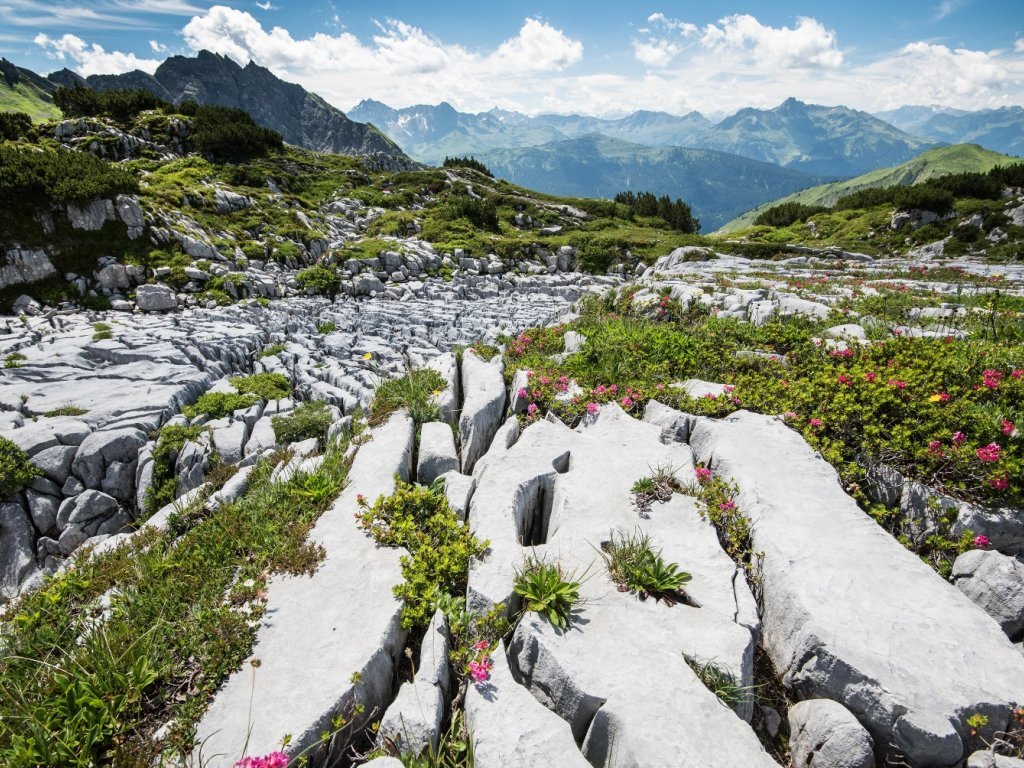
[[467, 640, 493, 683], [235, 752, 289, 768]]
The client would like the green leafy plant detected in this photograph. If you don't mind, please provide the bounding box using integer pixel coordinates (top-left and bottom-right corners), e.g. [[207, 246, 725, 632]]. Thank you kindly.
[[0, 436, 41, 497], [317, 321, 337, 335], [357, 481, 487, 629], [259, 343, 287, 358], [181, 391, 258, 420], [295, 265, 340, 297], [231, 372, 292, 401], [600, 529, 691, 603], [272, 400, 332, 444], [3, 352, 26, 369], [42, 405, 89, 417], [513, 557, 581, 630]]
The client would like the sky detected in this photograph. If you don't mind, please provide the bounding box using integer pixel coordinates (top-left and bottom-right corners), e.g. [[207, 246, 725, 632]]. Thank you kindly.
[[2, 1, 1023, 117]]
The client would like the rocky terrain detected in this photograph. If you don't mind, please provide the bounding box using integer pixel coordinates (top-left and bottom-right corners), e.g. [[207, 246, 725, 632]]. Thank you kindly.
[[2, 241, 1023, 768]]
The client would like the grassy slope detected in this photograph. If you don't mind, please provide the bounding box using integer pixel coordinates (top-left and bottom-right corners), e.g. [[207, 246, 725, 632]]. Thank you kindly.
[[0, 81, 61, 122], [719, 144, 1016, 233]]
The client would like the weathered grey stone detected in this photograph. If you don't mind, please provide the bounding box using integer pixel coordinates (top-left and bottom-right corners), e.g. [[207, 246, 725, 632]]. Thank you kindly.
[[30, 444, 78, 484], [57, 524, 88, 555], [458, 350, 505, 473], [72, 427, 146, 489], [425, 352, 459, 425], [953, 549, 1024, 639], [245, 416, 278, 456], [353, 273, 385, 296], [211, 420, 249, 466], [563, 330, 585, 353], [101, 460, 136, 503], [204, 465, 255, 512], [439, 470, 473, 522], [192, 412, 414, 766], [377, 610, 450, 756], [466, 641, 590, 768], [417, 422, 458, 485], [687, 409, 1024, 766], [0, 501, 38, 600], [25, 490, 59, 534], [789, 699, 874, 768], [968, 752, 1024, 768], [135, 284, 177, 312], [56, 489, 119, 530]]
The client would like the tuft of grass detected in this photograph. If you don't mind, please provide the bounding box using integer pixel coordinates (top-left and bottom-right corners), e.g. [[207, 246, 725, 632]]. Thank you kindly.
[[42, 404, 89, 417], [91, 322, 113, 341], [685, 656, 759, 712], [370, 368, 446, 427], [259, 343, 287, 358], [600, 529, 691, 604], [3, 352, 27, 369], [317, 321, 337, 335]]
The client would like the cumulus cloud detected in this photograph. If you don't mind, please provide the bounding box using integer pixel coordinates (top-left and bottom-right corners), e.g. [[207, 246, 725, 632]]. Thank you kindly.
[[149, 39, 167, 53], [1016, 38, 1024, 53], [699, 14, 843, 69], [633, 39, 682, 68], [177, 6, 583, 109], [34, 32, 161, 74]]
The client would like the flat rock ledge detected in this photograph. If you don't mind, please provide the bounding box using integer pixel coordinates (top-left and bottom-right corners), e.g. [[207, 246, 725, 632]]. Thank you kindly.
[[685, 408, 1024, 766], [192, 412, 414, 766]]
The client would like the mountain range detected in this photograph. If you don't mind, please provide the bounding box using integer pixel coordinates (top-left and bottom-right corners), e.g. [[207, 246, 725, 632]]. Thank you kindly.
[[474, 134, 830, 231]]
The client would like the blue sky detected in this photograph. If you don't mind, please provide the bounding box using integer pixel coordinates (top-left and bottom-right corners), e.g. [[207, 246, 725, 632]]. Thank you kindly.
[[2, 1, 1023, 116]]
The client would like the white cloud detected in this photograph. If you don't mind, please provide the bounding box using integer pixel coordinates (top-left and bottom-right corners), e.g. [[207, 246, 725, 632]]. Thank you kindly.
[[255, 1, 276, 10], [178, 7, 582, 110], [633, 39, 682, 68], [1015, 38, 1024, 53], [34, 32, 161, 75], [699, 14, 843, 69], [934, 0, 966, 20], [646, 13, 697, 35], [149, 39, 166, 52]]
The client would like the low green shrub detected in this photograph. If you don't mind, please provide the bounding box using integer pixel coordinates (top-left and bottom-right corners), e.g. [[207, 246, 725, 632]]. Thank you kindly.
[[272, 401, 332, 444], [317, 321, 337, 335], [513, 556, 581, 630], [230, 372, 292, 401], [0, 437, 41, 497], [295, 265, 339, 297], [259, 343, 287, 358], [357, 481, 487, 629], [182, 392, 258, 420], [144, 424, 207, 516]]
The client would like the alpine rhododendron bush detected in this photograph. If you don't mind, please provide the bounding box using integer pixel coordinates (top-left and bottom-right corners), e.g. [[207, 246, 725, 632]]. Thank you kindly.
[[505, 290, 1023, 513]]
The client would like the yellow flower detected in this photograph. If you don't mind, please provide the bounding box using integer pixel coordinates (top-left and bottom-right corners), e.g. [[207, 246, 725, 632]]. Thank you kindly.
[[432, 390, 442, 396], [928, 394, 942, 402], [362, 352, 373, 360]]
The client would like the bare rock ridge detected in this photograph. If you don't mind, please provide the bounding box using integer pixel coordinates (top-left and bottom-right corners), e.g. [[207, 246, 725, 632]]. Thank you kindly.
[[65, 50, 411, 163]]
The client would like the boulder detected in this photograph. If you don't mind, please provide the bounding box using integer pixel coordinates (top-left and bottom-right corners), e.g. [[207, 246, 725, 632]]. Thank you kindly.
[[687, 409, 1024, 766], [458, 350, 505, 473], [968, 752, 1024, 768], [439, 470, 474, 522], [353, 273, 385, 296], [416, 422, 459, 485], [953, 549, 1024, 639], [72, 427, 147, 489], [26, 490, 59, 534], [789, 699, 874, 768], [425, 353, 459, 426], [135, 284, 177, 312], [30, 444, 77, 485], [0, 501, 38, 600], [56, 489, 119, 531]]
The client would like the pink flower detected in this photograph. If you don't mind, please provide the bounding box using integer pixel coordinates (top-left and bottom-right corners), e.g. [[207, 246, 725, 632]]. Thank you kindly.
[[620, 396, 634, 409], [976, 443, 1002, 463], [809, 418, 823, 427], [1012, 369, 1023, 379], [695, 467, 712, 482], [609, 384, 619, 395], [718, 500, 735, 511], [586, 402, 600, 415], [982, 369, 1002, 389], [837, 374, 852, 386], [952, 431, 967, 445], [473, 640, 489, 651], [594, 385, 607, 395], [783, 411, 799, 421], [527, 403, 539, 416], [1002, 419, 1016, 436], [469, 658, 493, 683], [830, 348, 854, 359], [927, 440, 943, 456], [934, 392, 951, 402], [703, 392, 718, 400], [990, 476, 1009, 491], [864, 372, 877, 383], [973, 534, 991, 548], [887, 379, 907, 389], [235, 752, 290, 768], [655, 383, 666, 390], [517, 387, 528, 399], [723, 384, 735, 393], [539, 376, 550, 386], [532, 389, 542, 399]]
